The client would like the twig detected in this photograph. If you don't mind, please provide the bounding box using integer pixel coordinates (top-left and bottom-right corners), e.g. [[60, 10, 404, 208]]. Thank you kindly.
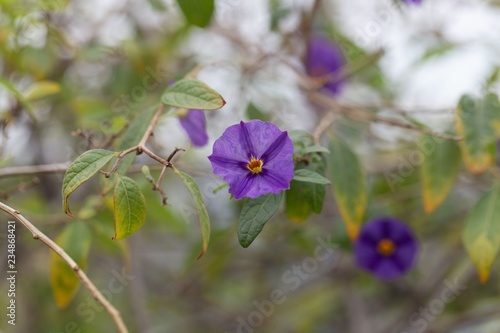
[[309, 91, 463, 142], [313, 111, 338, 146], [0, 163, 165, 179], [0, 162, 70, 178], [137, 104, 165, 148], [0, 201, 128, 333]]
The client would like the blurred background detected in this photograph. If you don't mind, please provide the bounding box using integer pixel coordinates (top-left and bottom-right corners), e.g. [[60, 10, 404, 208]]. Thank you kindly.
[[1, 0, 500, 332]]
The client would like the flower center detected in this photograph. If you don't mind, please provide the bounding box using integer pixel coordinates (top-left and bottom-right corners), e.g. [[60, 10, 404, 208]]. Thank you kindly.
[[247, 157, 263, 174], [377, 239, 396, 256]]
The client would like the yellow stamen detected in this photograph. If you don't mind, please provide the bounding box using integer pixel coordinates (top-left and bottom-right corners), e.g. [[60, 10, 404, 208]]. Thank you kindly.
[[377, 239, 396, 256], [247, 157, 263, 174]]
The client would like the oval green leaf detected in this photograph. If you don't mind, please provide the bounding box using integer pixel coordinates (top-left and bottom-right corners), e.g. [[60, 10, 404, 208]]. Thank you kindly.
[[172, 167, 210, 259], [419, 134, 462, 213], [162, 78, 226, 110], [286, 155, 327, 223], [238, 192, 283, 248], [455, 94, 499, 173], [302, 146, 330, 155], [50, 221, 92, 308], [113, 175, 147, 240], [329, 136, 367, 240], [293, 169, 331, 185], [177, 0, 214, 28], [62, 149, 118, 216], [463, 185, 500, 283]]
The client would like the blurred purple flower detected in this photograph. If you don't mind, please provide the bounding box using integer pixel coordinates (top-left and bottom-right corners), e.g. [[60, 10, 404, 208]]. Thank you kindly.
[[355, 217, 418, 280], [306, 36, 346, 95], [402, 0, 422, 4], [179, 110, 208, 147], [208, 120, 294, 200], [497, 139, 500, 166]]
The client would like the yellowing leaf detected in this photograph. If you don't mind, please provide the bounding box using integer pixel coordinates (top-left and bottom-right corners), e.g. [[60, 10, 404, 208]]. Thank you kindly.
[[455, 94, 499, 173], [113, 175, 147, 240], [329, 136, 367, 240], [463, 185, 500, 283], [420, 135, 461, 213], [50, 222, 92, 308], [23, 80, 61, 101]]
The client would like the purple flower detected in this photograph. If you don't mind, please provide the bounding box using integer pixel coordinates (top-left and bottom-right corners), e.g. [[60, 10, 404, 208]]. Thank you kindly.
[[208, 120, 294, 200], [306, 36, 346, 95], [179, 109, 208, 147], [402, 0, 422, 4], [497, 139, 500, 166], [355, 217, 418, 280]]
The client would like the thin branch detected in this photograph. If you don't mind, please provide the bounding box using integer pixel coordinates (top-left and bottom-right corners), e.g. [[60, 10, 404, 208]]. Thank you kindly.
[[137, 104, 165, 149], [0, 163, 165, 179], [104, 146, 140, 178], [313, 111, 338, 146], [0, 201, 128, 333], [309, 91, 463, 142], [0, 162, 70, 178]]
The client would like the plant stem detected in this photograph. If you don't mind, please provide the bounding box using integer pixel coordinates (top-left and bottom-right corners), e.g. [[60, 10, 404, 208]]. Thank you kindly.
[[0, 201, 129, 333]]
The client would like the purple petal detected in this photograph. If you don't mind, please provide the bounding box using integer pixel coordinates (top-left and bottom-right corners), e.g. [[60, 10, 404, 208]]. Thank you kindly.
[[354, 217, 419, 280], [402, 0, 422, 4], [179, 110, 208, 147], [239, 121, 256, 159], [208, 120, 294, 200], [261, 131, 289, 162], [231, 174, 257, 200], [371, 259, 406, 280], [262, 169, 293, 190], [306, 36, 346, 95], [231, 173, 286, 199]]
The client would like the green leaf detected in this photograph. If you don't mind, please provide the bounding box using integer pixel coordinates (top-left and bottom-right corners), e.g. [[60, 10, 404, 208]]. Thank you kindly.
[[113, 175, 147, 240], [118, 107, 157, 151], [302, 146, 330, 155], [238, 192, 283, 248], [115, 106, 158, 174], [455, 94, 500, 173], [62, 149, 118, 216], [463, 185, 500, 283], [172, 167, 210, 258], [246, 102, 268, 121], [0, 75, 36, 120], [293, 169, 331, 185], [23, 80, 61, 101], [420, 135, 462, 213], [177, 0, 214, 28], [162, 78, 225, 110], [286, 155, 327, 222], [50, 221, 92, 308], [329, 136, 367, 240]]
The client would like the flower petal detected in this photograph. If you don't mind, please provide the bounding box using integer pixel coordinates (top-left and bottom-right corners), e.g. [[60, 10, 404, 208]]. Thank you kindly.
[[179, 110, 208, 147], [371, 259, 406, 280], [230, 174, 257, 200], [354, 217, 419, 280], [262, 170, 292, 190], [306, 36, 346, 95], [208, 155, 247, 171], [209, 120, 294, 200], [261, 131, 289, 162], [239, 121, 256, 159], [211, 123, 252, 162]]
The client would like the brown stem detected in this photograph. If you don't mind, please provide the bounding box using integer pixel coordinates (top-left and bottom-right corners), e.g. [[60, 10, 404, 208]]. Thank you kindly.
[[0, 201, 129, 333], [309, 91, 463, 142]]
